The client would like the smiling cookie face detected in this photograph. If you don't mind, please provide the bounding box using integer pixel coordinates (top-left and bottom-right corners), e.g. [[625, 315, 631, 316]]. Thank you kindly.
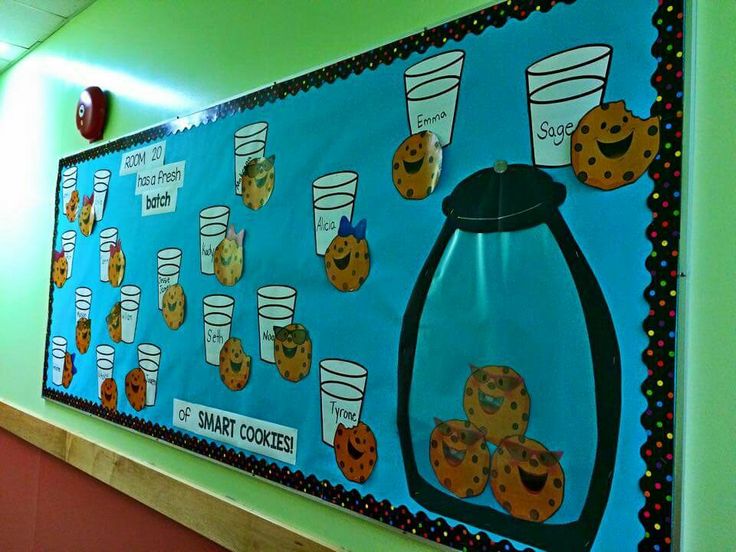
[[324, 218, 370, 292], [219, 337, 251, 391], [273, 323, 312, 382], [106, 302, 121, 343], [52, 252, 68, 288], [241, 155, 275, 210], [571, 101, 660, 190], [65, 190, 79, 222], [100, 378, 118, 411], [463, 365, 530, 445], [333, 422, 378, 483], [108, 241, 125, 287], [490, 435, 564, 522], [429, 418, 490, 498], [162, 284, 185, 330], [62, 352, 76, 388], [125, 367, 147, 411], [214, 227, 244, 286], [392, 131, 443, 199], [79, 195, 95, 236], [75, 317, 91, 354]]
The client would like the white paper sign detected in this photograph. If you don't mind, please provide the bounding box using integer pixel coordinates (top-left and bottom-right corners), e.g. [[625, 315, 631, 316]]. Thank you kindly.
[[173, 399, 298, 464], [119, 141, 166, 176], [141, 185, 178, 216], [135, 161, 186, 195]]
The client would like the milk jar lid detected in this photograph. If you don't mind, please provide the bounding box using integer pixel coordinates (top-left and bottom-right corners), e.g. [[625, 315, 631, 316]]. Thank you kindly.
[[442, 162, 566, 233]]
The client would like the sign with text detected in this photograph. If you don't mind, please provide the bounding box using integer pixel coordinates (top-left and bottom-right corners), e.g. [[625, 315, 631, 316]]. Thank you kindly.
[[119, 141, 166, 176]]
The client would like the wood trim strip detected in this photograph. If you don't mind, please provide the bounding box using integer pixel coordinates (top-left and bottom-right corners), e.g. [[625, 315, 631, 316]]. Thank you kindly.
[[0, 400, 332, 552]]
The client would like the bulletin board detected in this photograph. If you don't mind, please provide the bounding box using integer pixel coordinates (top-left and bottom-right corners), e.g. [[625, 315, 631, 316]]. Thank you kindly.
[[43, 1, 683, 550]]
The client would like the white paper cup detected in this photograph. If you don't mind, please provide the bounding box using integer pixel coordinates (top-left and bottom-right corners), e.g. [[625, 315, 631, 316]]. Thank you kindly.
[[121, 284, 141, 305], [319, 359, 368, 392], [137, 343, 161, 366], [203, 312, 232, 365], [320, 381, 365, 446], [61, 230, 76, 278], [99, 228, 118, 282], [312, 172, 358, 255], [528, 76, 606, 167], [257, 305, 294, 364], [404, 50, 464, 146], [203, 294, 235, 318], [139, 358, 160, 407], [234, 122, 268, 195], [96, 344, 114, 364], [75, 287, 92, 321], [92, 169, 111, 221], [526, 44, 612, 94], [96, 359, 113, 399], [61, 166, 78, 206], [157, 248, 182, 309], [120, 288, 141, 344], [199, 206, 230, 274], [51, 336, 67, 386]]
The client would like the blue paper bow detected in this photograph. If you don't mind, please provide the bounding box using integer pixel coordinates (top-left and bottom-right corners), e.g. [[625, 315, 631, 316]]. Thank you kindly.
[[338, 216, 367, 240]]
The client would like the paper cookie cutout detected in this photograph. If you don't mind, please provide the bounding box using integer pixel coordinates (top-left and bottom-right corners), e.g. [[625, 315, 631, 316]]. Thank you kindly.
[[100, 378, 118, 411], [571, 100, 660, 190], [125, 367, 146, 411], [333, 422, 377, 483], [463, 364, 530, 445], [429, 418, 490, 499], [273, 324, 312, 382], [161, 283, 186, 330], [108, 240, 125, 287], [218, 337, 251, 391], [79, 194, 95, 236], [65, 189, 79, 222], [75, 317, 91, 354], [214, 225, 244, 286], [392, 131, 443, 199], [490, 435, 565, 522], [106, 301, 121, 342], [324, 217, 370, 292], [52, 250, 68, 288], [241, 155, 275, 210], [62, 352, 77, 388]]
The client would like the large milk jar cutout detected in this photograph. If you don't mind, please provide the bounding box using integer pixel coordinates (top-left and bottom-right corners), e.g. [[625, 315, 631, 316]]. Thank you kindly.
[[397, 163, 621, 552]]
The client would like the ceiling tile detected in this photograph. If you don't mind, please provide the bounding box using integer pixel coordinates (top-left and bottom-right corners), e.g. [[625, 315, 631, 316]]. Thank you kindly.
[[0, 0, 64, 48], [15, 0, 93, 18], [0, 40, 27, 61], [0, 59, 9, 70]]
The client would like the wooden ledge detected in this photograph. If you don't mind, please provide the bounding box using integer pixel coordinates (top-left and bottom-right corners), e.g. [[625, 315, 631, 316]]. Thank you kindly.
[[0, 400, 331, 552]]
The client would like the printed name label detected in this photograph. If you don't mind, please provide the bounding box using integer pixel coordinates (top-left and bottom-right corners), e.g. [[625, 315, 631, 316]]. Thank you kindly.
[[119, 141, 166, 176], [135, 161, 186, 195], [173, 399, 298, 464]]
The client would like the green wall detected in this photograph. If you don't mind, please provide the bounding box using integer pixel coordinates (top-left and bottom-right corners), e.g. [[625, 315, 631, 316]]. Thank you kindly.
[[0, 1, 731, 550]]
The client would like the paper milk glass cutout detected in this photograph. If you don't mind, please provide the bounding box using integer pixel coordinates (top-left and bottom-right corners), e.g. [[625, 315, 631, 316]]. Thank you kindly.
[[203, 294, 235, 365], [234, 122, 268, 195], [199, 206, 230, 274], [404, 50, 465, 147], [92, 169, 111, 221], [157, 248, 182, 309], [256, 285, 296, 363], [61, 230, 76, 278], [50, 336, 67, 386], [61, 166, 78, 206], [319, 359, 368, 446], [96, 344, 115, 399], [397, 164, 620, 550], [75, 287, 92, 321], [526, 44, 612, 167], [137, 343, 161, 406], [119, 285, 141, 344], [312, 172, 358, 256]]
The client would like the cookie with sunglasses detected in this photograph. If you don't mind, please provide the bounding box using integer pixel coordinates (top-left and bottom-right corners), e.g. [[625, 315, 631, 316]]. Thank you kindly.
[[463, 364, 530, 445], [491, 435, 564, 522], [429, 418, 490, 499], [273, 323, 312, 382]]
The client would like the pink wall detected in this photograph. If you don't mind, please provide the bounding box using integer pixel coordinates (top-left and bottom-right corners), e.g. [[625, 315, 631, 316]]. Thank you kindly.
[[0, 428, 224, 551]]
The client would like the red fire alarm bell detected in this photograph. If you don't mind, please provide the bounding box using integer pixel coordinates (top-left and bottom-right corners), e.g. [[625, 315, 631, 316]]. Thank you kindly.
[[76, 86, 107, 142]]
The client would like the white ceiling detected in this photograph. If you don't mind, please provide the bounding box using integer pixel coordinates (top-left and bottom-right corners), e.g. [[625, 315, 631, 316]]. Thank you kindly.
[[0, 0, 96, 73]]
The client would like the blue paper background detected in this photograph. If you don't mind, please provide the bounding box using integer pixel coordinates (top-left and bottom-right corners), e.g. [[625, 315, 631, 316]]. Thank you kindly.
[[46, 1, 656, 549]]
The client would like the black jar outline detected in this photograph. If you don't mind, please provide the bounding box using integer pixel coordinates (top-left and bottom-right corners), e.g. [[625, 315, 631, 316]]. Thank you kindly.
[[397, 164, 621, 552]]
